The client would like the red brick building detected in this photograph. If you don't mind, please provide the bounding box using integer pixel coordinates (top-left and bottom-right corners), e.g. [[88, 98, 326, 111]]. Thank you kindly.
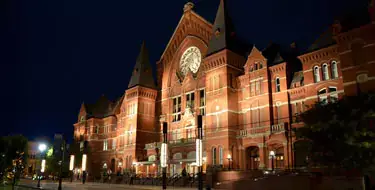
[[73, 0, 375, 178]]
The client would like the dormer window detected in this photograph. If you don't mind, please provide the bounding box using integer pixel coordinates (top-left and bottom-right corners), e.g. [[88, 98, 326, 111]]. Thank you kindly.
[[259, 63, 263, 69]]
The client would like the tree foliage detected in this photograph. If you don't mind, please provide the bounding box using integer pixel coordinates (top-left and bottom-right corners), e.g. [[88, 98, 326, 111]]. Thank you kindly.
[[295, 92, 375, 173], [0, 135, 28, 180]]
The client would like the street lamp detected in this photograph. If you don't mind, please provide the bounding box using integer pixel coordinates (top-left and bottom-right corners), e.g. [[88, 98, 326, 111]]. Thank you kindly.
[[161, 122, 168, 190], [227, 154, 232, 171], [69, 155, 75, 182], [269, 151, 275, 172], [81, 154, 87, 184], [196, 115, 203, 190], [37, 143, 47, 188]]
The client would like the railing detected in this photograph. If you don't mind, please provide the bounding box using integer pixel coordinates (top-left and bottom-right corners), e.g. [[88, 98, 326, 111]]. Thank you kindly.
[[169, 138, 195, 145], [271, 123, 285, 133], [145, 142, 162, 150], [237, 126, 270, 138]]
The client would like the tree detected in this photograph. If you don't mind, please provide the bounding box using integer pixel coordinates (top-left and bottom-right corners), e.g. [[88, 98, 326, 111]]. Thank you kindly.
[[0, 135, 28, 181], [295, 92, 375, 174]]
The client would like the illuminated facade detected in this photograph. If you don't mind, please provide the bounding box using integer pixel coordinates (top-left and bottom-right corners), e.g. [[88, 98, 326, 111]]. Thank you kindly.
[[73, 0, 375, 178]]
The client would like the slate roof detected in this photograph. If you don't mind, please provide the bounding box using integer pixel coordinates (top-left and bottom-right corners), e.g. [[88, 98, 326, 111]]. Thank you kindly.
[[290, 71, 304, 88], [206, 0, 250, 57], [84, 95, 124, 119], [307, 27, 336, 52], [128, 42, 156, 89]]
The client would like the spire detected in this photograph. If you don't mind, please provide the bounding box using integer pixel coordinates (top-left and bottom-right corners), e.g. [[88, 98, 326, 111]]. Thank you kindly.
[[128, 41, 156, 89], [206, 0, 244, 56]]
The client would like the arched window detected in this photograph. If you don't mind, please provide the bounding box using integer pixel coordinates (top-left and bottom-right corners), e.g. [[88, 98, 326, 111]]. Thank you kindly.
[[331, 61, 338, 79], [313, 66, 320, 83], [212, 147, 217, 165], [322, 64, 329, 80], [275, 78, 281, 92], [219, 146, 224, 165]]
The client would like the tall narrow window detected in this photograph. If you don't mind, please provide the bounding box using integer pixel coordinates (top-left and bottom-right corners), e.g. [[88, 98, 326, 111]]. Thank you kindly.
[[322, 64, 329, 80], [219, 147, 223, 166], [186, 92, 195, 109], [199, 89, 206, 115], [103, 139, 108, 151], [127, 132, 132, 145], [255, 80, 260, 95], [331, 61, 338, 79], [212, 148, 217, 165], [249, 82, 254, 96], [112, 138, 116, 150], [172, 96, 182, 122], [275, 78, 281, 92], [314, 66, 320, 83], [254, 63, 258, 70]]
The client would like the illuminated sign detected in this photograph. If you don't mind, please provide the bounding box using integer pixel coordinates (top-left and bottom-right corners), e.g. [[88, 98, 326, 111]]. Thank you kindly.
[[69, 155, 75, 171], [82, 154, 87, 171], [161, 143, 168, 168], [196, 139, 202, 166]]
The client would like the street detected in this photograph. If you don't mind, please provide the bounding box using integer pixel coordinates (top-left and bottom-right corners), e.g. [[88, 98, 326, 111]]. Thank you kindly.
[[3, 179, 197, 190]]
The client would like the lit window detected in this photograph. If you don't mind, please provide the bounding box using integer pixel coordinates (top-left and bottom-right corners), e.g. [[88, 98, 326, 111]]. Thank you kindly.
[[331, 61, 338, 79], [199, 89, 206, 116], [186, 92, 195, 109], [275, 78, 281, 92], [329, 87, 338, 102], [313, 66, 320, 83], [112, 139, 116, 150], [322, 64, 329, 80], [103, 139, 108, 151], [172, 96, 182, 122]]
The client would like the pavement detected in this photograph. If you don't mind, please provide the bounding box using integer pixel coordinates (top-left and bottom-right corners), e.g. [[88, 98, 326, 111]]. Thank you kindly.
[[8, 179, 198, 190]]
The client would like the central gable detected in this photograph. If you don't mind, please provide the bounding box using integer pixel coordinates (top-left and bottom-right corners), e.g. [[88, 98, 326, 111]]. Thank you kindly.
[[158, 9, 213, 68]]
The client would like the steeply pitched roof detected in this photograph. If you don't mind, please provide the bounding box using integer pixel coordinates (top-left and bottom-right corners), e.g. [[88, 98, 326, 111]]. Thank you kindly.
[[206, 0, 249, 56], [290, 71, 304, 88], [307, 27, 336, 52], [84, 95, 124, 119], [128, 42, 156, 89]]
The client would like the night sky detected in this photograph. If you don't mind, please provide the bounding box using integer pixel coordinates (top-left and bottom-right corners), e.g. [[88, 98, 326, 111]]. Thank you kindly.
[[0, 0, 368, 141]]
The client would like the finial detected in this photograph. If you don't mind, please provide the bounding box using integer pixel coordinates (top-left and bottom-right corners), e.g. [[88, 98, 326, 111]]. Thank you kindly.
[[184, 2, 195, 12], [332, 20, 342, 36]]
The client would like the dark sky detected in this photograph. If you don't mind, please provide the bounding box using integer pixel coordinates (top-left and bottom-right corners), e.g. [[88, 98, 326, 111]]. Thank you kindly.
[[0, 0, 368, 141]]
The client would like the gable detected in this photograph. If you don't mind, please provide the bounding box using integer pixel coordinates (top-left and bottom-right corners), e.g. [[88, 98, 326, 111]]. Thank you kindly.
[[158, 11, 213, 67]]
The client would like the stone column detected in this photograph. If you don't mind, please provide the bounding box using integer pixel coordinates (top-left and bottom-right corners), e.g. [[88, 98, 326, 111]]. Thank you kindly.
[[241, 146, 246, 170], [258, 143, 266, 170]]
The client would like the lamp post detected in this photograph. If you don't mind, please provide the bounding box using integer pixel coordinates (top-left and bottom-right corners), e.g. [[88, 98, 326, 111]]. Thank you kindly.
[[196, 115, 203, 190], [69, 155, 75, 182], [58, 138, 66, 190], [227, 154, 232, 171], [269, 151, 275, 172], [161, 122, 168, 190], [37, 143, 47, 188]]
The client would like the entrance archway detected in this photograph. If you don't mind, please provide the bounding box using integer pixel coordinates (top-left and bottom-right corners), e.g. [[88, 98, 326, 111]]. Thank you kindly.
[[110, 158, 115, 173], [246, 146, 260, 170], [294, 140, 311, 168]]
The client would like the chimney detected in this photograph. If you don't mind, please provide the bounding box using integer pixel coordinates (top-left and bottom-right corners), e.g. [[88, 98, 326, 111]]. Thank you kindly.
[[332, 20, 342, 36]]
